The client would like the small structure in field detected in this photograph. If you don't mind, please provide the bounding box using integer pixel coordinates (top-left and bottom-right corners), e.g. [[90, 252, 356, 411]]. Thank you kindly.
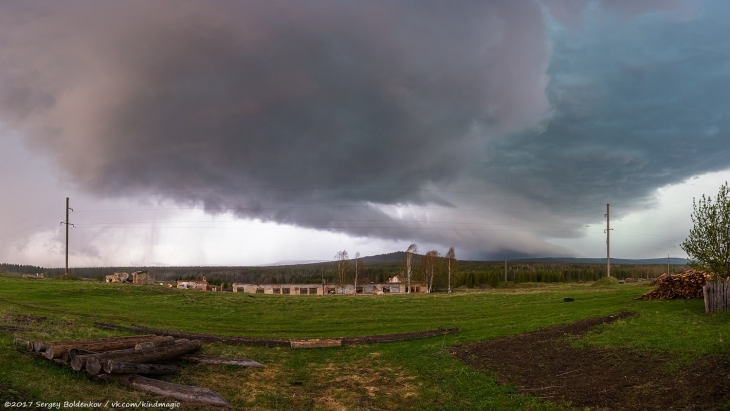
[[106, 272, 129, 283], [22, 273, 44, 279], [106, 270, 152, 284], [131, 271, 152, 284], [177, 275, 210, 291]]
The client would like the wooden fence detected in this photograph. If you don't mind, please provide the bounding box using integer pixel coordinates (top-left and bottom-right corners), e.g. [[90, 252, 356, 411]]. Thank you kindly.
[[703, 281, 730, 313]]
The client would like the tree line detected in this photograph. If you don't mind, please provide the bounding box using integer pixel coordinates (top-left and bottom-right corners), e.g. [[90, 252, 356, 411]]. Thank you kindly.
[[2, 256, 684, 290]]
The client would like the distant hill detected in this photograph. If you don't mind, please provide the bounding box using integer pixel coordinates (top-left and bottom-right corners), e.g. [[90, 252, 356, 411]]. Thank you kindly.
[[513, 257, 689, 265], [259, 259, 328, 266], [360, 252, 407, 264], [261, 254, 689, 267], [359, 253, 689, 266]]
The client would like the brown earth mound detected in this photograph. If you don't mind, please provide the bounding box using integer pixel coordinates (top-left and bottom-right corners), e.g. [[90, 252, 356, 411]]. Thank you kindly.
[[451, 312, 730, 410]]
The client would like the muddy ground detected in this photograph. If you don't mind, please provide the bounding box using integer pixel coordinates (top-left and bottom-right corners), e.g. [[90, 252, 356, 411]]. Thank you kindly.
[[451, 312, 730, 410]]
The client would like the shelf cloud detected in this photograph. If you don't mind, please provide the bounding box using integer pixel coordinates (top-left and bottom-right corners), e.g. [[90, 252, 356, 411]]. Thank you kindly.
[[1, 0, 727, 260]]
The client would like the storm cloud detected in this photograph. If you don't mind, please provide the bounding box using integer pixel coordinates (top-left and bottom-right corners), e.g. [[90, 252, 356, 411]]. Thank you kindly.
[[1, 0, 727, 260]]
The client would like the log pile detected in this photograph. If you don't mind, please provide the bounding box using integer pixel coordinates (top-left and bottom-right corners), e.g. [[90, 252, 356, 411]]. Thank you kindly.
[[13, 334, 265, 407], [638, 269, 710, 300]]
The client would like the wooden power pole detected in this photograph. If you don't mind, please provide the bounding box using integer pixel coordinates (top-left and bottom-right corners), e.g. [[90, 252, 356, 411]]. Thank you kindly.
[[61, 197, 73, 275], [605, 204, 611, 277]]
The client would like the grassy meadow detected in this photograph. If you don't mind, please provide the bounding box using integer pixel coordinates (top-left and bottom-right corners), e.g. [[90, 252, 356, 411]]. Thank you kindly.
[[0, 276, 728, 410]]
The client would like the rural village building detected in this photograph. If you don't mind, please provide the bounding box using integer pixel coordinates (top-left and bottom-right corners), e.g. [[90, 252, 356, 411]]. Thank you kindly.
[[105, 270, 152, 284], [232, 276, 428, 295], [176, 275, 221, 291]]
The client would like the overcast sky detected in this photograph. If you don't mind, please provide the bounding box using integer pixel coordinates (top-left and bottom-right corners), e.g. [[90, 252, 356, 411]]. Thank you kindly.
[[2, 0, 729, 267]]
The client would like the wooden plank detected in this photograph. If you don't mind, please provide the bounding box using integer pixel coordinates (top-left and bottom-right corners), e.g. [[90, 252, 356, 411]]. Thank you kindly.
[[290, 339, 342, 349], [101, 374, 231, 408], [179, 354, 265, 368]]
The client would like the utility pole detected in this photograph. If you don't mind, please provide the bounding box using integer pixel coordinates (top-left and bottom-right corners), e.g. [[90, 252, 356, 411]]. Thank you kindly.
[[667, 253, 670, 275], [504, 260, 507, 282], [60, 197, 74, 275], [605, 204, 612, 277]]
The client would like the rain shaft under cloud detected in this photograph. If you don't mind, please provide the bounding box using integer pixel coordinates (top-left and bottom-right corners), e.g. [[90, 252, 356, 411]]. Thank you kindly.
[[1, 0, 729, 261]]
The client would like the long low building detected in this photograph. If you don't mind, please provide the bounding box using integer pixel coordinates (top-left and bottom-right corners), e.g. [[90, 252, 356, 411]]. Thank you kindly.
[[232, 281, 428, 295]]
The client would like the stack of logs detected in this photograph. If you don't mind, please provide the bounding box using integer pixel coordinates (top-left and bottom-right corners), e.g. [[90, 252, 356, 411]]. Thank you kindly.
[[12, 334, 263, 407], [638, 269, 709, 300]]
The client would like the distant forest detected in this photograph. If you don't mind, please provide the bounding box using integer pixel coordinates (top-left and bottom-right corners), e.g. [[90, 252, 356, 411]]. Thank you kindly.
[[1, 252, 687, 291]]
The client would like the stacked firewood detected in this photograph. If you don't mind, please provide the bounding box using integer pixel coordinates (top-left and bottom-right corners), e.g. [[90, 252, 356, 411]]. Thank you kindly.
[[638, 269, 710, 300], [13, 334, 263, 407]]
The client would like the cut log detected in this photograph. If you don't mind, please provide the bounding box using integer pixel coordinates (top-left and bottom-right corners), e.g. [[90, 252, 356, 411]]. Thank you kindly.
[[13, 337, 32, 351], [72, 348, 137, 372], [101, 374, 231, 408], [43, 335, 172, 359], [290, 339, 342, 349], [85, 339, 201, 375], [35, 334, 159, 352], [179, 354, 265, 368], [103, 361, 177, 375], [33, 334, 162, 359], [71, 339, 190, 372], [68, 348, 99, 360], [63, 349, 97, 363], [135, 338, 176, 351]]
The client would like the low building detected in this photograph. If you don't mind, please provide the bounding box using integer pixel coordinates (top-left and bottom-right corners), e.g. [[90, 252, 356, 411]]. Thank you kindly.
[[131, 270, 152, 284], [106, 272, 129, 283], [177, 275, 209, 291], [231, 281, 428, 295], [232, 283, 324, 295], [106, 270, 152, 284]]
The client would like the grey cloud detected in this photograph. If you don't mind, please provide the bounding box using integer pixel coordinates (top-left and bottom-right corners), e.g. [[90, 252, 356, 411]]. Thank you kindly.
[[0, 1, 556, 258], [1, 0, 723, 260], [479, 0, 730, 223]]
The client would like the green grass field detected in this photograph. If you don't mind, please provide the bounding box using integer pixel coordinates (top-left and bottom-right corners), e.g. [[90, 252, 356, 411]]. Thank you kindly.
[[0, 276, 728, 410]]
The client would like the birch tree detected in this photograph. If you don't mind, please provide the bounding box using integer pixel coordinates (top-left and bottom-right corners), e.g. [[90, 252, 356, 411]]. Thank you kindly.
[[446, 247, 456, 293], [423, 250, 440, 293], [353, 251, 361, 293], [405, 243, 418, 293], [334, 250, 349, 293]]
